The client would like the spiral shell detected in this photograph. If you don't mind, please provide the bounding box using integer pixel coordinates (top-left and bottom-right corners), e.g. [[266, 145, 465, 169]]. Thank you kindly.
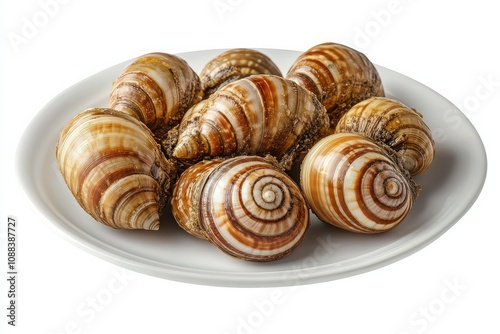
[[300, 133, 419, 233], [335, 97, 435, 176], [171, 156, 310, 261], [286, 42, 384, 127], [199, 48, 283, 98], [172, 74, 329, 170], [109, 52, 203, 139], [56, 108, 177, 230]]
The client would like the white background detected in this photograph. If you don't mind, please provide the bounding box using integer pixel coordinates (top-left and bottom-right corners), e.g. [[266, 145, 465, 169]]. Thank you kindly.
[[1, 0, 498, 333]]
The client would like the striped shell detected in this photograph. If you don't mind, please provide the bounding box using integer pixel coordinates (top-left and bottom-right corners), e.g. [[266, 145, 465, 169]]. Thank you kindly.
[[109, 52, 203, 140], [172, 75, 329, 170], [171, 156, 310, 261], [286, 42, 384, 127], [55, 108, 177, 230], [335, 97, 435, 176], [200, 48, 283, 98], [300, 133, 419, 233], [170, 159, 220, 239]]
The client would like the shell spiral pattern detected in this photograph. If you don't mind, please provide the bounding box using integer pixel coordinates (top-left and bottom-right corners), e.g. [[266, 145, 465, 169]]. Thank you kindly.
[[171, 156, 310, 261], [300, 133, 419, 233], [335, 97, 435, 176], [109, 52, 203, 139], [56, 108, 177, 230], [172, 74, 329, 170], [286, 42, 384, 127], [199, 48, 283, 98]]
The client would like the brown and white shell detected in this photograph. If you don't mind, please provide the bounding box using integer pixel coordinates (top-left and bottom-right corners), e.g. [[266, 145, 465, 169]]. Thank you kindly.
[[286, 42, 384, 127], [300, 132, 419, 233], [170, 158, 220, 239], [171, 74, 330, 170], [199, 48, 283, 98], [55, 108, 177, 230], [109, 52, 203, 140], [171, 156, 310, 261], [335, 97, 435, 176]]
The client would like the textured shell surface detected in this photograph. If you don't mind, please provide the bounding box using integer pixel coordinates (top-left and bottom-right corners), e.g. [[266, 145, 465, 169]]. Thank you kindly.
[[172, 74, 329, 170], [335, 97, 435, 176], [199, 48, 283, 98], [109, 52, 203, 140], [300, 132, 419, 234], [171, 155, 310, 261], [286, 42, 384, 127], [55, 108, 177, 230], [170, 158, 221, 239]]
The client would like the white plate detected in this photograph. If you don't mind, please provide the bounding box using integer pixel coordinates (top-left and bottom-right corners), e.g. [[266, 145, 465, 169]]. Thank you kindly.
[[16, 49, 487, 287]]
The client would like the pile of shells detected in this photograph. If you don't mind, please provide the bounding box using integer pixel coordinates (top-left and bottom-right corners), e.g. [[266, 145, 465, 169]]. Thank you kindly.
[[55, 42, 435, 262]]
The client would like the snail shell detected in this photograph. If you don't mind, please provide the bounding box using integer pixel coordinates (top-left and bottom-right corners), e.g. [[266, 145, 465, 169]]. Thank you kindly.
[[170, 158, 220, 239], [171, 156, 310, 261], [335, 97, 435, 176], [300, 133, 419, 233], [56, 108, 177, 230], [286, 42, 384, 127], [109, 52, 203, 140], [199, 48, 282, 98], [172, 74, 330, 170]]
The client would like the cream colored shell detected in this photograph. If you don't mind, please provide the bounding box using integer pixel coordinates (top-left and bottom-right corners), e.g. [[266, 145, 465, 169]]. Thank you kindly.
[[172, 74, 329, 170], [56, 108, 177, 230], [171, 156, 310, 261], [300, 133, 419, 233]]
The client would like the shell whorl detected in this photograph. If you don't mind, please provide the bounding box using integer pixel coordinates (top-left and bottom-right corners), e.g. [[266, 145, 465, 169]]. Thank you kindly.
[[300, 133, 419, 233], [171, 156, 310, 261], [109, 52, 203, 139], [286, 42, 384, 127], [170, 159, 221, 239], [200, 48, 283, 98], [335, 97, 435, 176], [172, 74, 329, 170], [55, 108, 177, 230]]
